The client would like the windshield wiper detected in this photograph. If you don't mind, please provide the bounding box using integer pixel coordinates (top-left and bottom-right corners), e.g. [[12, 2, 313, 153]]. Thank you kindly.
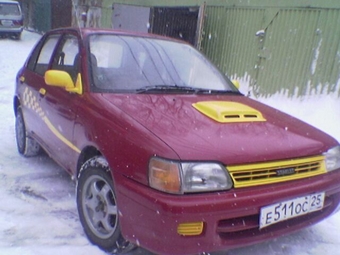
[[136, 85, 197, 94], [136, 85, 243, 95], [194, 89, 242, 95]]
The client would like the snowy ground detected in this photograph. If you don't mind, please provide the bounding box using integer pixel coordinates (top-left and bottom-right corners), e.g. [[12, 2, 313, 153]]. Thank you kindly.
[[0, 31, 339, 255]]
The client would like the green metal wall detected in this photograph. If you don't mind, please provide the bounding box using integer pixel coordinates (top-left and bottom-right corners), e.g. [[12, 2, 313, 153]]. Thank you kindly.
[[310, 10, 340, 95], [103, 0, 340, 97], [255, 9, 321, 96], [101, 3, 112, 28], [33, 0, 51, 33], [201, 7, 264, 81], [107, 0, 340, 9]]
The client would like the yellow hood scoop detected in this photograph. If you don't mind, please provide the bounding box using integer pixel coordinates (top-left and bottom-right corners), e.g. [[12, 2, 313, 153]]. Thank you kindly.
[[192, 101, 266, 123]]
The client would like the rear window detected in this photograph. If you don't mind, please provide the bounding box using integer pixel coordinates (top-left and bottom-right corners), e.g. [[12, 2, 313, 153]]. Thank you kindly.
[[0, 3, 21, 15]]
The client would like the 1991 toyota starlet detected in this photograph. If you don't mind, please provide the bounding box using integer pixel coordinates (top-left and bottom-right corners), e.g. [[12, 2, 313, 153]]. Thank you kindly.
[[14, 28, 340, 255]]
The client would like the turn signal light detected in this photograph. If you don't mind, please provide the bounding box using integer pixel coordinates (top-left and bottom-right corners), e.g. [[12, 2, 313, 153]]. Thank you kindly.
[[149, 157, 181, 194], [177, 222, 204, 236]]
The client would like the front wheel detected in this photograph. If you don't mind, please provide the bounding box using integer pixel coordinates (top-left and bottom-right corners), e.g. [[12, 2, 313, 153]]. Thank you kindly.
[[76, 156, 135, 254]]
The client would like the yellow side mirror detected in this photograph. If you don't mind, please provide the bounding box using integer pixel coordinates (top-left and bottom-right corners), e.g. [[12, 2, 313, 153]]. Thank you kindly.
[[232, 79, 240, 90], [45, 70, 83, 95], [69, 73, 83, 94]]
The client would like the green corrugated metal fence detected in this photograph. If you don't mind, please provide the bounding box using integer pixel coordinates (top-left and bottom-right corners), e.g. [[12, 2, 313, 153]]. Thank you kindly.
[[201, 7, 264, 81], [32, 0, 51, 33], [200, 5, 340, 97]]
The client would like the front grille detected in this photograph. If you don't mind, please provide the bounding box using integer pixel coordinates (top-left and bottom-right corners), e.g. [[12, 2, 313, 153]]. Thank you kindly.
[[228, 156, 326, 188]]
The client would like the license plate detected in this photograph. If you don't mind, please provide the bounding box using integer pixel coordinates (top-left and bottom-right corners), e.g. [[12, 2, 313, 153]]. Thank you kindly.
[[259, 192, 325, 229], [1, 20, 13, 26]]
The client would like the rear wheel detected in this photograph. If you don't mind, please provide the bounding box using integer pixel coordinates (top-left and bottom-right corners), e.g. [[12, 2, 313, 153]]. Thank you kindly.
[[13, 32, 21, 40], [15, 107, 41, 157], [76, 156, 135, 254]]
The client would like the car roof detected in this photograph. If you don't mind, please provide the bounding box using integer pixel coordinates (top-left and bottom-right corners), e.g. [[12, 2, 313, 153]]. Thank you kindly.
[[47, 27, 187, 44]]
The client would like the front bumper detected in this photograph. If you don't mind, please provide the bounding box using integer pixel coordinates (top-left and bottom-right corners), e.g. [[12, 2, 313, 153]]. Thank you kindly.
[[115, 169, 340, 255]]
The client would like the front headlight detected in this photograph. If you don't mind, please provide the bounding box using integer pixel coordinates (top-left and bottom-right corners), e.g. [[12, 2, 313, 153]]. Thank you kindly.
[[324, 146, 340, 172], [148, 157, 233, 194], [181, 162, 233, 193]]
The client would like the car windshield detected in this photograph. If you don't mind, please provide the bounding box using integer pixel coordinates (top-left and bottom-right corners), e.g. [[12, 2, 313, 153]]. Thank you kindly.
[[0, 3, 20, 15], [88, 34, 238, 93]]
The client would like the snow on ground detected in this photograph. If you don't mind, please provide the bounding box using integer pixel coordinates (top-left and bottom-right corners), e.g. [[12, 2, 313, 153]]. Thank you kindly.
[[0, 31, 339, 255]]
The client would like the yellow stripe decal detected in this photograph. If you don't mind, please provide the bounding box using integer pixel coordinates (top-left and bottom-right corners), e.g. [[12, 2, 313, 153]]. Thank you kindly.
[[43, 117, 81, 154]]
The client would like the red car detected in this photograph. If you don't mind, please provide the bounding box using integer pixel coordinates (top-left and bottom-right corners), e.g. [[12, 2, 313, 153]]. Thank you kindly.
[[14, 28, 340, 255]]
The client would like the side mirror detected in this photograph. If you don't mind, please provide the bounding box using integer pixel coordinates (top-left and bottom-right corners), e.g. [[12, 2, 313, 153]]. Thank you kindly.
[[45, 70, 83, 95], [232, 79, 240, 90]]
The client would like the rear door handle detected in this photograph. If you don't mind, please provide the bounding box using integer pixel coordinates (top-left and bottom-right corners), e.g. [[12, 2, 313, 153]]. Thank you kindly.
[[19, 76, 25, 84], [39, 88, 46, 97]]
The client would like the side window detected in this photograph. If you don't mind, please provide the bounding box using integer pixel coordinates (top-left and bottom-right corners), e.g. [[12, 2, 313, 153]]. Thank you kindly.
[[27, 39, 44, 71], [52, 34, 80, 82], [32, 35, 61, 76]]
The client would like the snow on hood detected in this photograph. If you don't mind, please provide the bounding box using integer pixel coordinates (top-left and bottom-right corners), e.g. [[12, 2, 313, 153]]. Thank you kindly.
[[102, 93, 337, 165]]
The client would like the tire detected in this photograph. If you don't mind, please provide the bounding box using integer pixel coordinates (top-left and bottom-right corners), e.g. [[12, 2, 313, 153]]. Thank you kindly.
[[15, 107, 41, 157], [76, 156, 135, 254], [13, 32, 21, 40]]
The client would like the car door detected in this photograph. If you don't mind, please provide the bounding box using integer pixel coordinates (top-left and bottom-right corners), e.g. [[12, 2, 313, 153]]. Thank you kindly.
[[38, 32, 82, 173], [19, 33, 62, 145]]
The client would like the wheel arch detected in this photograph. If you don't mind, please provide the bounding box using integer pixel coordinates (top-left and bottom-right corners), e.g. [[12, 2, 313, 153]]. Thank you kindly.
[[76, 146, 102, 178], [13, 96, 21, 116]]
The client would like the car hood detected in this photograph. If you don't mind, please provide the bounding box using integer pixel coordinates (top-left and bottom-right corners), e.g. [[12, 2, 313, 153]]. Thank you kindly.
[[102, 94, 337, 165]]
